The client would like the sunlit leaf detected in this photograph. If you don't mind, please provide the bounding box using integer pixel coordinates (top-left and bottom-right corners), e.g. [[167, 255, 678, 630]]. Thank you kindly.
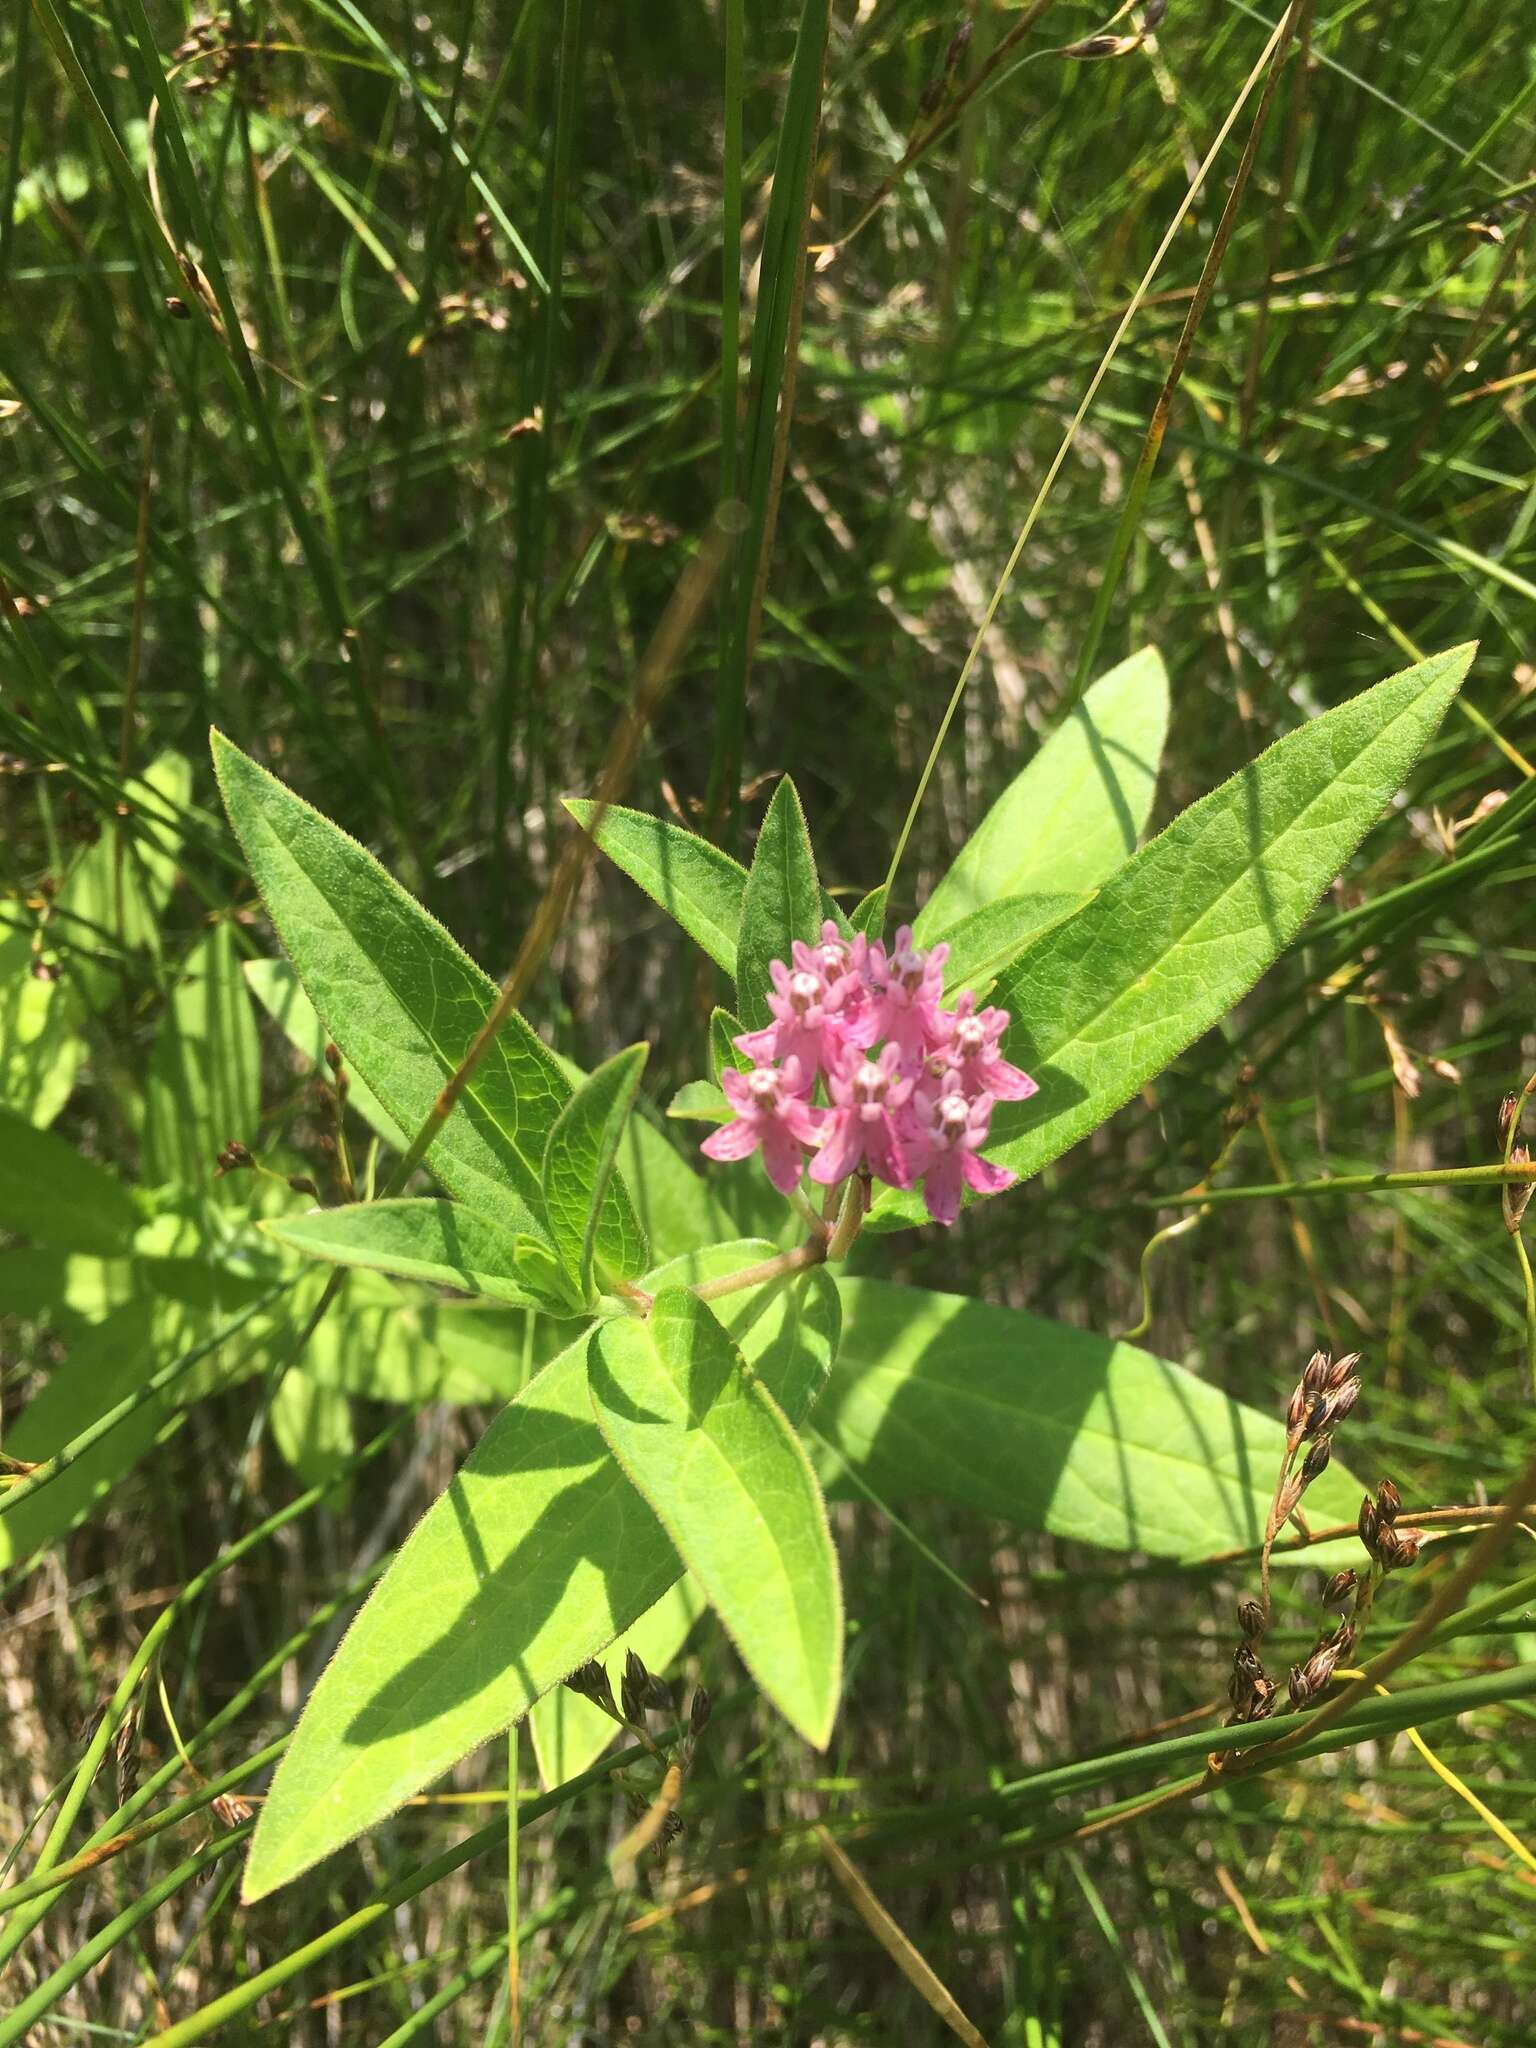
[[590, 1288, 842, 1747]]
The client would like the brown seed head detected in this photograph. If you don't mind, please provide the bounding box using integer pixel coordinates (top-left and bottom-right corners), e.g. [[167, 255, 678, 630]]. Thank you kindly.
[[1326, 1377, 1363, 1428], [621, 1649, 652, 1725], [1286, 1383, 1311, 1434], [1376, 1479, 1402, 1523], [1322, 1568, 1358, 1608], [1238, 1596, 1267, 1640], [690, 1686, 712, 1736], [1327, 1352, 1362, 1391], [1302, 1350, 1334, 1396], [1358, 1496, 1380, 1553], [1301, 1436, 1333, 1486], [565, 1659, 618, 1718], [1498, 1093, 1521, 1142]]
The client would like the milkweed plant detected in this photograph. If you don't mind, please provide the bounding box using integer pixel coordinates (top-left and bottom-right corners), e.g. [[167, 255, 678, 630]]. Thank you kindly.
[[13, 642, 1472, 1900]]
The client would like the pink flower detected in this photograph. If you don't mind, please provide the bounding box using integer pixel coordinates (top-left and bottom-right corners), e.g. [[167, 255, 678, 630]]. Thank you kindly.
[[701, 1056, 825, 1195], [863, 925, 950, 1068], [906, 1069, 1017, 1226], [810, 1043, 915, 1189], [933, 992, 1038, 1102], [734, 928, 875, 1078]]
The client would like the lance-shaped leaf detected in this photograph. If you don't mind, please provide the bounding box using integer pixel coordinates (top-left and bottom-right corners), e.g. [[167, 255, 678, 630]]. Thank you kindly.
[[564, 800, 747, 974], [820, 1280, 1360, 1562], [211, 733, 641, 1269], [240, 1242, 839, 1900], [929, 891, 1088, 995], [873, 645, 1472, 1226], [735, 778, 823, 1029], [541, 1044, 649, 1298], [913, 646, 1168, 939], [263, 1198, 554, 1309], [589, 1289, 842, 1749]]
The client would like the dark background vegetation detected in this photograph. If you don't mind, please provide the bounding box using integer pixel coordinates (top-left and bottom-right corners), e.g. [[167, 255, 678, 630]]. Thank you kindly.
[[3, 0, 1536, 2039]]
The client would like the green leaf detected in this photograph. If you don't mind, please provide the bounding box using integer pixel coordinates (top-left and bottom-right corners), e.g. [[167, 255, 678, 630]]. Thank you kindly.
[[564, 800, 747, 974], [930, 891, 1089, 995], [709, 1006, 751, 1080], [263, 1199, 549, 1307], [849, 885, 886, 937], [611, 1102, 736, 1266], [240, 1241, 839, 1898], [0, 916, 84, 1127], [541, 1045, 649, 1299], [305, 1282, 559, 1404], [914, 648, 1168, 940], [527, 1575, 706, 1789], [874, 645, 1472, 1226], [821, 1279, 1362, 1560], [566, 798, 850, 981], [242, 957, 405, 1147], [667, 1081, 731, 1124], [211, 735, 640, 1267], [735, 778, 823, 1029], [510, 1235, 586, 1315], [143, 924, 261, 1194], [589, 1288, 841, 1747], [0, 1107, 143, 1256]]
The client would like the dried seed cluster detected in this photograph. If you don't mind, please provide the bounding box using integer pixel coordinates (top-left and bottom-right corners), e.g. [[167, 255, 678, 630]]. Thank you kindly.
[[565, 1649, 710, 1856], [1225, 1348, 1422, 1726]]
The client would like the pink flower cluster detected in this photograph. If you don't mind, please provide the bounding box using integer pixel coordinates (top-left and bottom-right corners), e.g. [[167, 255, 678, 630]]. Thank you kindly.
[[701, 922, 1037, 1227]]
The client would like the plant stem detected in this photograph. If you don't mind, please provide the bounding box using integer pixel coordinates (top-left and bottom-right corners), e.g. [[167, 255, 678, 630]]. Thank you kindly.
[[1146, 1160, 1536, 1207]]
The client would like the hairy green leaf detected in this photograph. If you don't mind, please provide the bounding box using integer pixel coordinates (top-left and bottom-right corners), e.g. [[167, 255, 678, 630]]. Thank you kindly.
[[821, 1279, 1361, 1559], [914, 647, 1168, 939], [264, 1199, 548, 1306], [211, 734, 640, 1272], [240, 1242, 839, 1898], [735, 778, 822, 1030], [564, 800, 747, 974], [875, 646, 1472, 1226], [590, 1289, 842, 1747], [930, 891, 1088, 995], [541, 1045, 649, 1298], [667, 1080, 731, 1124]]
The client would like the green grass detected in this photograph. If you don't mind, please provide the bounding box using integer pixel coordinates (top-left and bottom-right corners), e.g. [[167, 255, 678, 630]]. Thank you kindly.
[[4, 0, 1536, 2041]]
